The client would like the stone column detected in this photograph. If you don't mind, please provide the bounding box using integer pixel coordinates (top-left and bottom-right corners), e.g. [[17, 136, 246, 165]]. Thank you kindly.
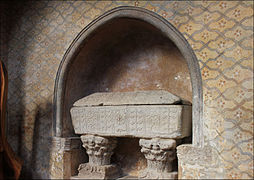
[[139, 138, 178, 179], [50, 137, 85, 179], [73, 135, 120, 179]]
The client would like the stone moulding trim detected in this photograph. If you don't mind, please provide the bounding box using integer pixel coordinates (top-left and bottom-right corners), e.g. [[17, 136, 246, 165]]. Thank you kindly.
[[52, 137, 81, 151], [53, 6, 204, 147]]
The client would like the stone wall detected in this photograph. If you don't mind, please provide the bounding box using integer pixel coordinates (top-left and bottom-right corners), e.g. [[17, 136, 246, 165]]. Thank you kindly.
[[0, 1, 253, 179]]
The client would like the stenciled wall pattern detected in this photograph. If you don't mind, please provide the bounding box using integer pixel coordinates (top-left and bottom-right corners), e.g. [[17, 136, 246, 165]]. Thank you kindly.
[[0, 1, 253, 179]]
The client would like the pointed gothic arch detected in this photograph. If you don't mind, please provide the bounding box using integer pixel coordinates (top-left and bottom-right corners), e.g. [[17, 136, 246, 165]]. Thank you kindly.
[[53, 6, 204, 147]]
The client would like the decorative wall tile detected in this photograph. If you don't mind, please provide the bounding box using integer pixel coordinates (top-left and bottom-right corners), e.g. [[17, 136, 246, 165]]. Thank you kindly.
[[0, 0, 253, 178]]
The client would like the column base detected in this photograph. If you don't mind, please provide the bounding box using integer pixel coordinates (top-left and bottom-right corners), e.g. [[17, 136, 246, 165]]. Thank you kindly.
[[139, 170, 178, 179], [71, 163, 121, 179]]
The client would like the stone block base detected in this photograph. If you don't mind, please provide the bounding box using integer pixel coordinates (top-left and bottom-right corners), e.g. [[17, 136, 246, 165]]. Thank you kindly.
[[118, 175, 138, 179], [71, 163, 120, 179], [139, 170, 178, 179], [177, 144, 224, 179]]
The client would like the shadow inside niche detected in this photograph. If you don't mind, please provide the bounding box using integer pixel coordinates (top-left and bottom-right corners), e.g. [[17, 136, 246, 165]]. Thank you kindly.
[[28, 102, 53, 179]]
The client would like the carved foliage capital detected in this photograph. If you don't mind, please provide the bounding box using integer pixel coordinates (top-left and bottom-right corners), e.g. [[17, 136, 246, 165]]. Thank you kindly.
[[139, 138, 176, 162], [81, 135, 117, 165]]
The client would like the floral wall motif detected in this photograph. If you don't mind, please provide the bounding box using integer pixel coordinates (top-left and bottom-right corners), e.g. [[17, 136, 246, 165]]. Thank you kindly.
[[0, 1, 253, 179]]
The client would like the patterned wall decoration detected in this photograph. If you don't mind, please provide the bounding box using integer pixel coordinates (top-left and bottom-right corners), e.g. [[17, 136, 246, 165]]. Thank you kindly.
[[0, 1, 253, 179]]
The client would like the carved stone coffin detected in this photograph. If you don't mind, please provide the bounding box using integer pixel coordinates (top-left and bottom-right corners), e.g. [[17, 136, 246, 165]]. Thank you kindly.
[[70, 90, 191, 139]]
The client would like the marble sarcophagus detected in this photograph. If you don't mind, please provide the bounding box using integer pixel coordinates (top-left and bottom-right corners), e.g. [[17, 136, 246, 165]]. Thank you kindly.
[[70, 90, 192, 179]]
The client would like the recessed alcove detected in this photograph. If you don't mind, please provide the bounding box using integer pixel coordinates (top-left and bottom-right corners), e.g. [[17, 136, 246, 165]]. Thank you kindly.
[[63, 17, 192, 177], [53, 6, 203, 179], [63, 17, 192, 136]]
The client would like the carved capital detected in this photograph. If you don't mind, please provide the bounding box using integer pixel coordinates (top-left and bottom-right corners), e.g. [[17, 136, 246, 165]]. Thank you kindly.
[[81, 135, 117, 166], [139, 138, 177, 179], [73, 135, 120, 179]]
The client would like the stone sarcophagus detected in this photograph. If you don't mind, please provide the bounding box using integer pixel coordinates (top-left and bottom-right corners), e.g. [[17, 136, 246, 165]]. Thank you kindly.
[[70, 90, 191, 179]]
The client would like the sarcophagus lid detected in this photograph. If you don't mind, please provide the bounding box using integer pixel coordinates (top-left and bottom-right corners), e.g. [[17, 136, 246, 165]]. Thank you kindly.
[[71, 90, 191, 139]]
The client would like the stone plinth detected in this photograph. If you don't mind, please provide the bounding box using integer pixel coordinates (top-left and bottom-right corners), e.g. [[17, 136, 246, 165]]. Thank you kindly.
[[177, 144, 224, 179], [74, 163, 120, 179], [72, 135, 120, 179]]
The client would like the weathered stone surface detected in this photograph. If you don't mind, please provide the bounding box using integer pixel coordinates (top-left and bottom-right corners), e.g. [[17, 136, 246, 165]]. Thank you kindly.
[[139, 138, 178, 179], [71, 163, 120, 179], [71, 105, 191, 139], [118, 175, 138, 179], [50, 137, 87, 179], [73, 90, 182, 107], [71, 91, 192, 179], [177, 144, 224, 179], [72, 135, 121, 179], [81, 135, 117, 166]]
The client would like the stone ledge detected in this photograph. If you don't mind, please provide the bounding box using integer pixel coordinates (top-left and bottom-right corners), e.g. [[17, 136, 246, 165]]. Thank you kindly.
[[177, 144, 224, 179], [52, 137, 82, 151], [177, 144, 217, 165]]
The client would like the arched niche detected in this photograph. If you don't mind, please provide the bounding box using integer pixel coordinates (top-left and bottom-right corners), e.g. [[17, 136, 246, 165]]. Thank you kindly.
[[53, 6, 204, 147]]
